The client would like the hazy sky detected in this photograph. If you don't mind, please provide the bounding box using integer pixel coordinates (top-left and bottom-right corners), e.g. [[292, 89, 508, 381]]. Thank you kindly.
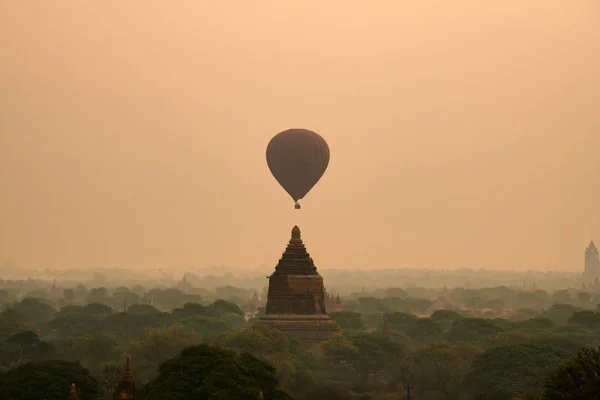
[[1, 1, 599, 271]]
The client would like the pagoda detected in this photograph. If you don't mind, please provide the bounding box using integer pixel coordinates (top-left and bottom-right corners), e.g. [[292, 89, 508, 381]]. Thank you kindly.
[[255, 226, 339, 346], [584, 240, 600, 282], [113, 355, 136, 400], [67, 383, 79, 400]]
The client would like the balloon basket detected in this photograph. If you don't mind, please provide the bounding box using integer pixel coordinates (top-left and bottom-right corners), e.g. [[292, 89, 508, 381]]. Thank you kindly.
[[294, 203, 301, 210]]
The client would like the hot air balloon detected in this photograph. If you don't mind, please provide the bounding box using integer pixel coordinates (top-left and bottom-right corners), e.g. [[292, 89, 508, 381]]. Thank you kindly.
[[266, 129, 330, 209]]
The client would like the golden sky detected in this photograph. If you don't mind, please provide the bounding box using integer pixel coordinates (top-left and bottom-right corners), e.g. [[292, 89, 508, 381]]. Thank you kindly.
[[1, 1, 599, 271]]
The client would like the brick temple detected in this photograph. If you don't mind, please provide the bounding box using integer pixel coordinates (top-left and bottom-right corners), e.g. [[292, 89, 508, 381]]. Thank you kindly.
[[255, 226, 339, 346], [113, 355, 136, 400]]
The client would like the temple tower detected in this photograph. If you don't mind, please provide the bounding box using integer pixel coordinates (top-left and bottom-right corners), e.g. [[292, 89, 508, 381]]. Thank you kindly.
[[113, 355, 136, 400], [255, 226, 339, 346], [584, 240, 600, 282]]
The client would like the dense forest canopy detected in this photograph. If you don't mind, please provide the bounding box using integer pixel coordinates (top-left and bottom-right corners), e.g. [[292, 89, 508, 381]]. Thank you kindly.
[[1, 263, 599, 399]]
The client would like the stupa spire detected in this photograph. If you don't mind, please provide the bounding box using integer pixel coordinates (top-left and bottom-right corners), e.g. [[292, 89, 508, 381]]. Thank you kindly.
[[113, 355, 136, 399], [274, 226, 317, 274], [67, 383, 79, 400], [122, 355, 133, 381], [292, 225, 301, 240]]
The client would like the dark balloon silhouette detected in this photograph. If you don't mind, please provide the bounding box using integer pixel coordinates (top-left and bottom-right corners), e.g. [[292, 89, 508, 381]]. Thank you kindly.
[[266, 129, 330, 209]]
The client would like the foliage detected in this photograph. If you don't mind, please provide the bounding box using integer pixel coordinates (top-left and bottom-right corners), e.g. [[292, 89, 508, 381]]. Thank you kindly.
[[0, 360, 101, 400], [544, 346, 600, 399], [140, 344, 289, 399], [465, 344, 570, 399]]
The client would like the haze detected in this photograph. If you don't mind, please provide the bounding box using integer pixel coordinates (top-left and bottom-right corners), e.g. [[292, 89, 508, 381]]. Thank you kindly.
[[1, 1, 599, 271]]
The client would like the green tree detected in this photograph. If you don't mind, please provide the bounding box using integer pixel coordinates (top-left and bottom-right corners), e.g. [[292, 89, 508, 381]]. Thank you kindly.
[[100, 362, 122, 399], [0, 330, 56, 368], [385, 312, 419, 332], [406, 318, 443, 343], [319, 333, 359, 382], [448, 318, 503, 342], [215, 326, 297, 389], [128, 304, 161, 316], [464, 344, 569, 399], [538, 304, 581, 325], [129, 323, 201, 383], [544, 346, 600, 399], [52, 334, 119, 373], [11, 298, 56, 325], [0, 360, 101, 400], [567, 310, 600, 329], [87, 287, 110, 304], [414, 341, 480, 400], [140, 344, 289, 399], [330, 311, 365, 330]]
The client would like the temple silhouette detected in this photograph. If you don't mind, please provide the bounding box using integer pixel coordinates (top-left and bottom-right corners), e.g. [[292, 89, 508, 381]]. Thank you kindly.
[[113, 355, 136, 400], [255, 226, 339, 346], [584, 240, 600, 283], [63, 355, 135, 399]]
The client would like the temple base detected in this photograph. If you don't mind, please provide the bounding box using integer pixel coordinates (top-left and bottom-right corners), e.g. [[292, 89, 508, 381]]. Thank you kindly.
[[255, 314, 339, 347]]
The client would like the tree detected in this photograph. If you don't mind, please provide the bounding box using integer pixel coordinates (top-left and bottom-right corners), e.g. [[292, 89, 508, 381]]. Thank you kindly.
[[46, 313, 100, 337], [539, 304, 581, 325], [385, 312, 419, 332], [129, 323, 201, 383], [215, 326, 297, 389], [100, 362, 122, 399], [11, 298, 56, 325], [63, 289, 75, 303], [0, 330, 56, 368], [347, 332, 392, 389], [517, 318, 554, 332], [319, 333, 359, 381], [51, 334, 119, 373], [385, 287, 407, 297], [430, 309, 462, 332], [567, 310, 600, 329], [430, 310, 462, 323], [414, 341, 480, 400], [544, 346, 600, 399], [171, 302, 211, 318], [127, 304, 161, 316], [209, 299, 245, 317], [330, 311, 365, 330], [448, 318, 503, 342], [0, 360, 101, 400], [464, 344, 570, 399], [140, 344, 289, 399], [87, 287, 110, 304], [406, 318, 443, 343], [385, 344, 419, 400]]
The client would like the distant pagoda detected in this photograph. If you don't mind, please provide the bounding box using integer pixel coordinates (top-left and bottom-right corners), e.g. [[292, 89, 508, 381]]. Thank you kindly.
[[113, 355, 136, 400], [584, 240, 600, 282], [255, 226, 339, 346]]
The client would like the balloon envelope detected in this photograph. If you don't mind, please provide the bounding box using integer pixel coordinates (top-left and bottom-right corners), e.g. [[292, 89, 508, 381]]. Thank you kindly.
[[266, 129, 330, 204]]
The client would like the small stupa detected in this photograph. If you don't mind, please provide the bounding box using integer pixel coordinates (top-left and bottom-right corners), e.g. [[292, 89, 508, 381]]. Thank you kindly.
[[113, 355, 136, 400], [67, 383, 79, 400], [255, 226, 339, 346]]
